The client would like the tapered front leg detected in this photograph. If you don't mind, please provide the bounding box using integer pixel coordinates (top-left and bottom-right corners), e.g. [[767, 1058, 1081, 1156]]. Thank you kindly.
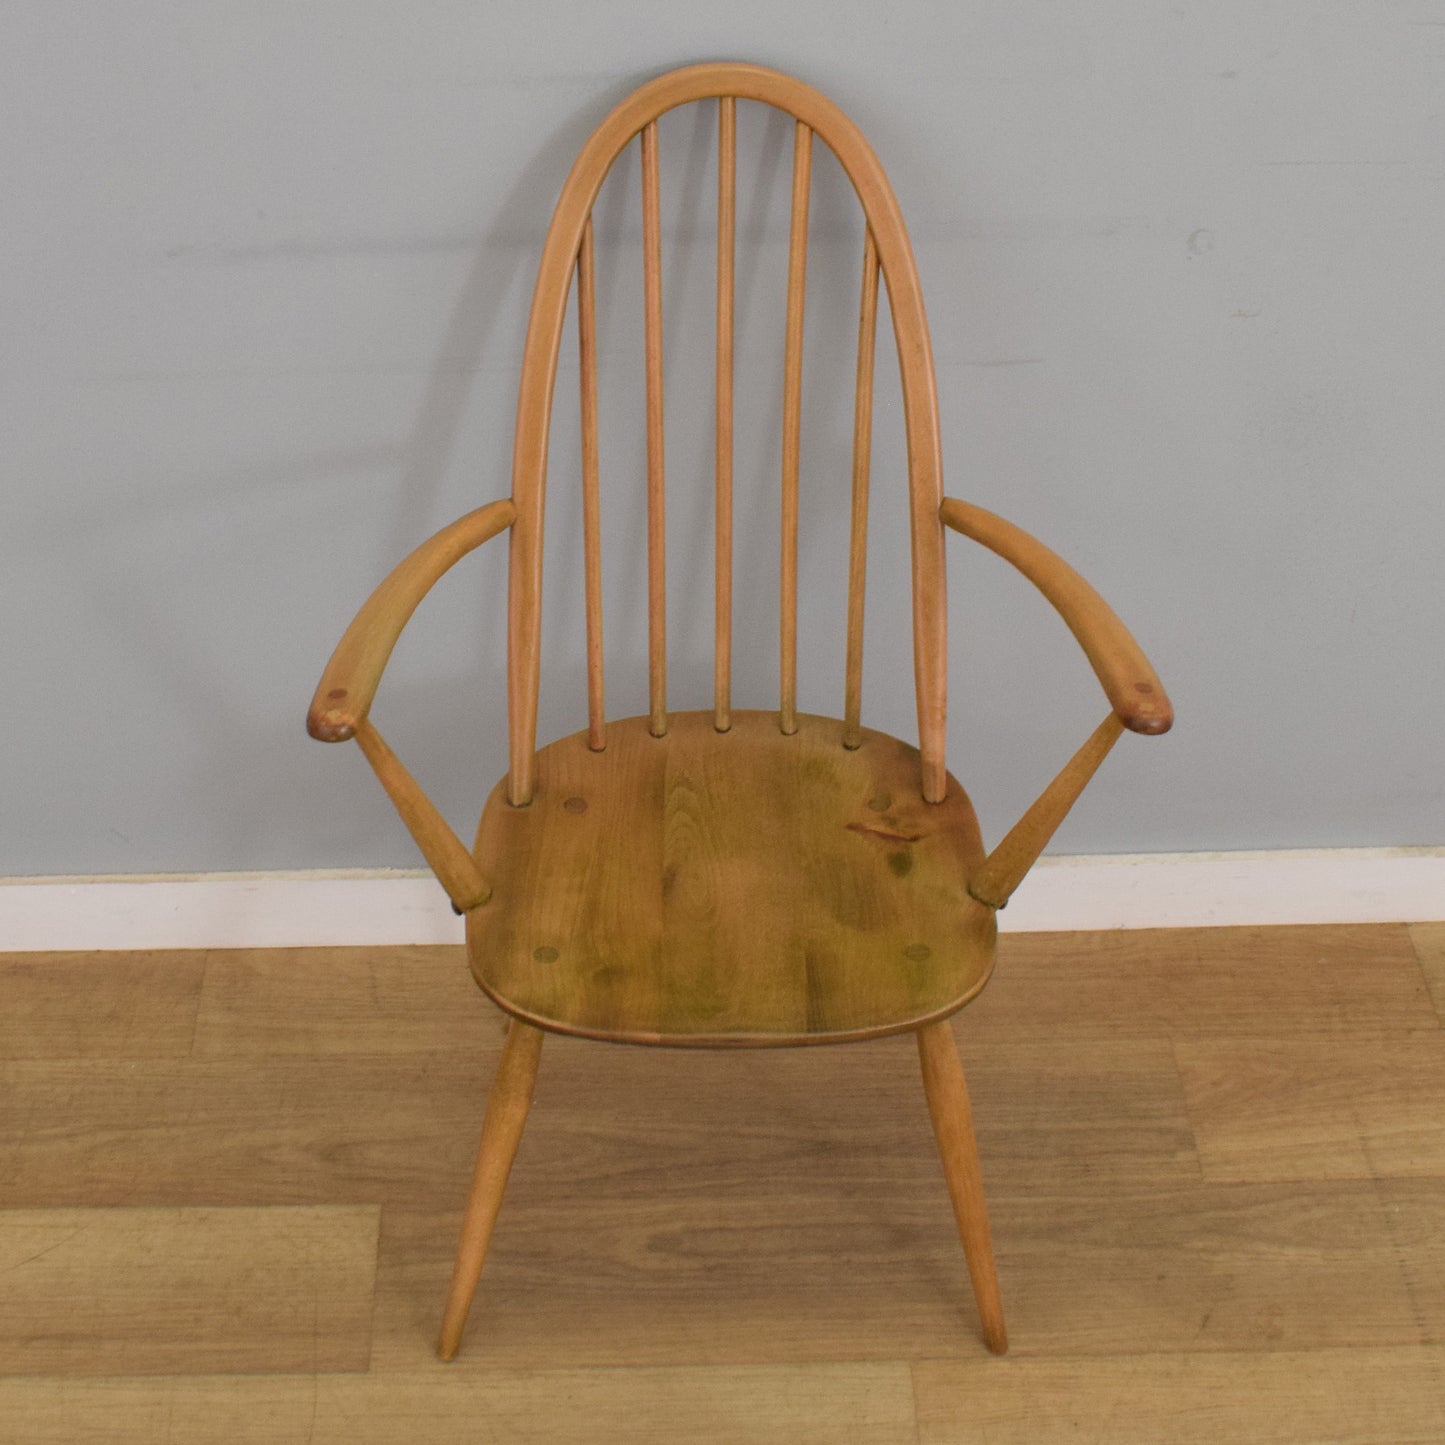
[[436, 1018, 545, 1361], [916, 1019, 1007, 1354]]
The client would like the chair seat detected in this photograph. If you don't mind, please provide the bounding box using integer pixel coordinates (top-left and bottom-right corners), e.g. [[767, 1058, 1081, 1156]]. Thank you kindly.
[[467, 710, 997, 1047]]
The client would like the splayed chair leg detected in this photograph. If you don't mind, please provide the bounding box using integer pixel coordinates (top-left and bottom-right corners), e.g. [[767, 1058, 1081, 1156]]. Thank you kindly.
[[436, 1018, 545, 1361], [916, 1018, 1008, 1354]]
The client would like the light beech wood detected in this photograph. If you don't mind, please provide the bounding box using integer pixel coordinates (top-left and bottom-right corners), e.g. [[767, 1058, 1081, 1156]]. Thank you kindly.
[[967, 713, 1124, 911], [916, 1022, 1007, 1353], [468, 711, 994, 1047], [308, 497, 514, 743], [0, 1205, 377, 1375], [779, 121, 812, 736], [641, 118, 667, 739], [353, 719, 491, 914], [714, 96, 735, 734], [577, 215, 605, 751], [504, 63, 952, 801], [939, 495, 1172, 735], [305, 496, 512, 897], [844, 230, 879, 750], [437, 1020, 544, 1360], [303, 64, 1179, 1364]]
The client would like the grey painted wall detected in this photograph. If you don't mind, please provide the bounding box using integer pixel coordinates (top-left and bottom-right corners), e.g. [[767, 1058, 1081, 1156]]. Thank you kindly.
[[4, 2, 1441, 877]]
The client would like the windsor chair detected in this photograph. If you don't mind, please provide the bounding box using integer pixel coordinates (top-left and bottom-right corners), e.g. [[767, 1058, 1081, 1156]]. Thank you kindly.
[[307, 62, 1172, 1361]]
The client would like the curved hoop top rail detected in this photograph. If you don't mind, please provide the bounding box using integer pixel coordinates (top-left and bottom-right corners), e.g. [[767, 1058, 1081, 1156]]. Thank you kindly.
[[506, 63, 948, 805]]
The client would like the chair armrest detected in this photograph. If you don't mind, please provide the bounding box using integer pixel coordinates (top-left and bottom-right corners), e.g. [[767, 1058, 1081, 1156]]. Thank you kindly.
[[939, 496, 1172, 735], [307, 498, 516, 741], [304, 497, 514, 916]]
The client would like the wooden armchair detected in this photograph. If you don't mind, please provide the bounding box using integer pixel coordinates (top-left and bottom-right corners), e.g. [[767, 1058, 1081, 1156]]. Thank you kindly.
[[308, 62, 1171, 1361]]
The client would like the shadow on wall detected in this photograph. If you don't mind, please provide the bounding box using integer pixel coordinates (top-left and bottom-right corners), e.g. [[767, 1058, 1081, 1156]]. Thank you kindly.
[[382, 80, 645, 561], [78, 86, 652, 874]]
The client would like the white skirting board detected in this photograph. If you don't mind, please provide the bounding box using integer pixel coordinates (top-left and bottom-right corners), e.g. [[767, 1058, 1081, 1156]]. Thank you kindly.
[[1, 848, 1441, 952]]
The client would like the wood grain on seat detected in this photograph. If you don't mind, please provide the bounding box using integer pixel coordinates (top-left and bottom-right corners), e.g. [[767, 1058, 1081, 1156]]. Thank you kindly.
[[468, 712, 995, 1047]]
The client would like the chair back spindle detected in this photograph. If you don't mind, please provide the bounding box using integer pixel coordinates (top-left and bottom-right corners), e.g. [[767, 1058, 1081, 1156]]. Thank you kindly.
[[779, 120, 813, 737], [576, 216, 605, 751], [641, 120, 668, 739], [714, 97, 736, 733], [844, 228, 880, 750]]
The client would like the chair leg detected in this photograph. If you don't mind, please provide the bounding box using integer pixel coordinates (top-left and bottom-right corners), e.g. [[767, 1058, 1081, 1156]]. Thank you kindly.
[[436, 1018, 545, 1361], [916, 1018, 1008, 1354]]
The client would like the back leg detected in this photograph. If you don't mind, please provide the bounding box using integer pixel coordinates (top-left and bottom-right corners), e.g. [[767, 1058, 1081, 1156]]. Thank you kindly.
[[916, 1018, 1008, 1353]]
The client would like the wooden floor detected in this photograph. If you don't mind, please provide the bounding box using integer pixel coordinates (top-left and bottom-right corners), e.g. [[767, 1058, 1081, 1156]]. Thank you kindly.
[[3, 923, 1444, 1441]]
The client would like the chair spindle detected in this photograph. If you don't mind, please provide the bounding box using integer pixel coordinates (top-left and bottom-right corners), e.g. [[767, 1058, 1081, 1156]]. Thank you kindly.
[[780, 120, 812, 736], [714, 96, 736, 733], [577, 215, 605, 750], [641, 120, 667, 737], [843, 229, 879, 749]]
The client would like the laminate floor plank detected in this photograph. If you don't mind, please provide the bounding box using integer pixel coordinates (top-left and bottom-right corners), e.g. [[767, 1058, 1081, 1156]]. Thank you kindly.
[[913, 1346, 1445, 1444], [192, 946, 502, 1057], [0, 1029, 1194, 1210], [0, 1377, 309, 1445], [0, 1205, 378, 1376], [0, 1054, 493, 1209], [1411, 922, 1445, 1021], [967, 925, 1435, 1041], [370, 1177, 1439, 1369], [994, 1178, 1445, 1354], [513, 1033, 1198, 1198], [9, 926, 1444, 1441], [1176, 1036, 1445, 1180], [0, 952, 205, 1060], [0, 1364, 918, 1444]]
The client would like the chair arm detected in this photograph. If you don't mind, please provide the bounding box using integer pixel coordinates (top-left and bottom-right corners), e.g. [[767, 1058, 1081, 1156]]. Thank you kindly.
[[307, 498, 516, 742], [939, 497, 1172, 735], [305, 497, 514, 915]]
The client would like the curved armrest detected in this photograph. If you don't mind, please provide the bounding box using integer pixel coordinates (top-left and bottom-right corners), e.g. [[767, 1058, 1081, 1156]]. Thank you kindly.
[[939, 497, 1172, 735], [308, 498, 516, 742], [305, 497, 514, 915]]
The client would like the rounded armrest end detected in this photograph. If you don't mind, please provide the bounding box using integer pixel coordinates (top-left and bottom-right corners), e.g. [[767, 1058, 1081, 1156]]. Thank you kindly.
[[1121, 688, 1173, 736], [308, 696, 359, 742]]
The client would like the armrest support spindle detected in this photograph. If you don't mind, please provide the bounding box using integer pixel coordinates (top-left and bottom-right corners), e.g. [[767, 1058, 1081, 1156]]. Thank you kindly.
[[968, 713, 1123, 910], [354, 720, 492, 913]]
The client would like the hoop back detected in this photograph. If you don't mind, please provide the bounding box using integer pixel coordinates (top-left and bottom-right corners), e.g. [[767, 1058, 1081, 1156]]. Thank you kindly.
[[505, 63, 948, 804]]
